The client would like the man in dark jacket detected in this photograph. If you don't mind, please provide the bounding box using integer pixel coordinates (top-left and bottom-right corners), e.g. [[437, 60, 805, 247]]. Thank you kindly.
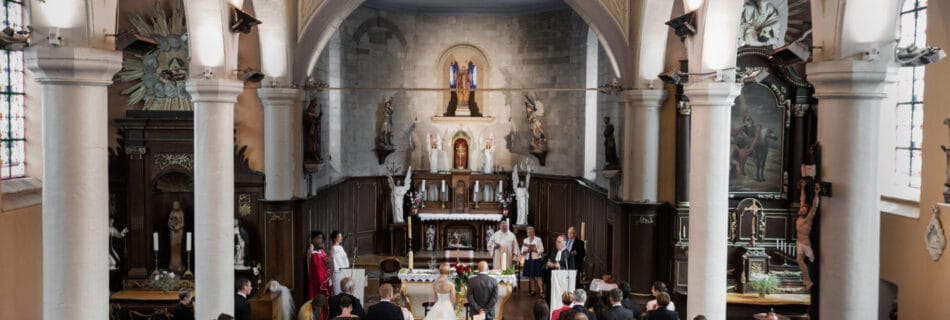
[[618, 282, 643, 319], [365, 284, 403, 320], [468, 261, 500, 320], [174, 288, 195, 320], [560, 289, 597, 320], [603, 289, 636, 320], [234, 278, 252, 320], [328, 277, 366, 318], [644, 292, 677, 320]]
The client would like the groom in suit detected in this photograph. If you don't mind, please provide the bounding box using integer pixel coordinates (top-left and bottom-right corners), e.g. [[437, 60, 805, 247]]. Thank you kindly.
[[467, 261, 499, 320], [366, 284, 403, 320]]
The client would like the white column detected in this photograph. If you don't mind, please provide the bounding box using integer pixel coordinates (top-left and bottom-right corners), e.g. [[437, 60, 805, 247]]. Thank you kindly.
[[622, 89, 666, 202], [259, 87, 300, 200], [186, 79, 244, 320], [684, 81, 741, 320], [808, 60, 887, 320], [25, 47, 122, 320]]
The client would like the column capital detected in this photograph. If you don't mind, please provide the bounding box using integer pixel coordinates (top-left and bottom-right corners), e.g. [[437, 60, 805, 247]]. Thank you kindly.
[[25, 47, 122, 86], [257, 87, 301, 107], [806, 60, 889, 100], [623, 89, 667, 108], [683, 81, 742, 108], [185, 79, 244, 104]]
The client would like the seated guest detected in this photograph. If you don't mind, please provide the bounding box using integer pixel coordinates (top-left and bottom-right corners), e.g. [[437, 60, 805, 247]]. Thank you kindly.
[[391, 293, 413, 320], [366, 284, 403, 320], [534, 299, 550, 320], [560, 289, 596, 320], [174, 288, 195, 320], [693, 316, 706, 320], [235, 278, 253, 320], [618, 282, 642, 317], [332, 296, 360, 320], [603, 289, 635, 320], [298, 294, 328, 320], [575, 314, 590, 320], [217, 314, 235, 320], [552, 291, 575, 320], [644, 293, 677, 320], [645, 282, 675, 312], [329, 277, 366, 318], [586, 291, 606, 320]]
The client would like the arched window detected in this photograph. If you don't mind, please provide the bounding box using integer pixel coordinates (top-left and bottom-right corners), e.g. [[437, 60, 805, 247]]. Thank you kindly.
[[0, 0, 26, 179]]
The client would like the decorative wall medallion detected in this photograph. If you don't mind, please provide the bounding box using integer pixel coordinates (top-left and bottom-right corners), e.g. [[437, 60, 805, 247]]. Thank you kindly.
[[266, 210, 292, 223], [125, 146, 147, 159], [115, 0, 191, 110], [792, 104, 809, 117], [633, 216, 656, 225], [926, 205, 946, 261], [676, 101, 691, 116], [154, 153, 193, 172], [239, 194, 252, 217]]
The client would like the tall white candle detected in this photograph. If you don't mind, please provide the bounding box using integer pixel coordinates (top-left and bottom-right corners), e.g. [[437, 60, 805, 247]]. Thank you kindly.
[[186, 232, 192, 252], [475, 180, 480, 190], [581, 222, 586, 241], [408, 250, 414, 271], [501, 252, 508, 270], [421, 179, 426, 193], [152, 232, 159, 251], [408, 217, 412, 239], [441, 180, 446, 193], [498, 180, 503, 192]]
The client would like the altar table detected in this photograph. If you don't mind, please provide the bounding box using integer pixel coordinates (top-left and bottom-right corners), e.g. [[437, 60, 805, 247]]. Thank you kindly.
[[398, 269, 516, 320]]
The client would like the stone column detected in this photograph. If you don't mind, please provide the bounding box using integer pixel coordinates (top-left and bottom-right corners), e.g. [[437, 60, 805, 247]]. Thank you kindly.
[[675, 100, 691, 205], [622, 89, 666, 202], [25, 47, 122, 320], [684, 81, 741, 320], [186, 79, 244, 320], [259, 87, 300, 200], [807, 60, 887, 320]]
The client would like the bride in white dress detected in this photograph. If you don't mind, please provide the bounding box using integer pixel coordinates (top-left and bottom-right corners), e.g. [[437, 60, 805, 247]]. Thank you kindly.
[[426, 263, 458, 320]]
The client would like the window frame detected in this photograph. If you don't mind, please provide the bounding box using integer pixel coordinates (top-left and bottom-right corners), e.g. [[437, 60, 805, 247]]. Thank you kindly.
[[0, 0, 26, 180]]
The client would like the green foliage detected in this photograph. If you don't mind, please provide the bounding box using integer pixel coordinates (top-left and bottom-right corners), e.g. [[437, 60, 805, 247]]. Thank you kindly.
[[749, 274, 780, 295]]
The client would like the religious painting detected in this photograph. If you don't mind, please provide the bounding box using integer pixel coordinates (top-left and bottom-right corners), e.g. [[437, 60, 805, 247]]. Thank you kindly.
[[453, 138, 469, 170], [729, 83, 787, 198], [445, 225, 474, 249]]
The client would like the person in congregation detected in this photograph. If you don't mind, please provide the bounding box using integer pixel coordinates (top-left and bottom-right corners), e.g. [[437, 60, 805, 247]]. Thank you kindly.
[[392, 293, 414, 320], [551, 291, 574, 320], [534, 299, 551, 320], [235, 278, 253, 320], [332, 296, 360, 320], [644, 293, 677, 320], [618, 282, 642, 317], [566, 227, 586, 275], [603, 288, 635, 320], [298, 294, 328, 320], [308, 231, 333, 304], [328, 277, 365, 318], [174, 288, 195, 320], [559, 289, 596, 320], [329, 230, 350, 295], [487, 220, 520, 270], [645, 281, 675, 312], [366, 284, 404, 320], [522, 226, 546, 296]]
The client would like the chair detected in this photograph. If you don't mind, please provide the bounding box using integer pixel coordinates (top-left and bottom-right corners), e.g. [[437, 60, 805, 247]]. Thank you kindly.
[[422, 301, 434, 315], [379, 257, 402, 289]]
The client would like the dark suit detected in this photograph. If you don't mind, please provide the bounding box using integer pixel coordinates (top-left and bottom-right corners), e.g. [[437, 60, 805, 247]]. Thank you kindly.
[[566, 238, 585, 272], [621, 299, 642, 320], [328, 293, 366, 318], [173, 303, 194, 320], [559, 304, 597, 320], [543, 250, 571, 299], [467, 273, 500, 320], [644, 308, 678, 320], [603, 305, 635, 320], [365, 300, 403, 320], [234, 293, 251, 320]]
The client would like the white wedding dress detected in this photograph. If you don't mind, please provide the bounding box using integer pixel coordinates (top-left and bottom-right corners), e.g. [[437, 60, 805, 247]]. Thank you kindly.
[[425, 290, 457, 320]]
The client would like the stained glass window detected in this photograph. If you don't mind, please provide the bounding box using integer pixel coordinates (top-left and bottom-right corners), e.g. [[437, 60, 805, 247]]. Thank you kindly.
[[892, 0, 927, 190], [0, 0, 25, 179]]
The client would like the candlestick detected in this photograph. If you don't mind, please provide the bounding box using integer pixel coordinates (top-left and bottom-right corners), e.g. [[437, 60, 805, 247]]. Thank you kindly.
[[581, 222, 586, 241], [186, 232, 192, 252], [153, 232, 159, 251], [184, 251, 193, 278]]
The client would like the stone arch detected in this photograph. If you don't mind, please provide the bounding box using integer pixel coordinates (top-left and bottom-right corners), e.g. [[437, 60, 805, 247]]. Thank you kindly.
[[294, 0, 632, 83]]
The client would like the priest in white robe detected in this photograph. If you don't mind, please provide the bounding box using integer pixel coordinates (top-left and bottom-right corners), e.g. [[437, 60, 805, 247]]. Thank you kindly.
[[487, 221, 520, 270]]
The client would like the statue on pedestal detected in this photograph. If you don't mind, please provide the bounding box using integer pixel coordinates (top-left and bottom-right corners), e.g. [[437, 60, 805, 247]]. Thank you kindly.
[[168, 201, 185, 273], [603, 117, 620, 170], [109, 217, 129, 270], [483, 133, 495, 174], [304, 100, 323, 162], [374, 97, 396, 164], [388, 166, 413, 224], [524, 95, 548, 165], [235, 219, 250, 269], [512, 166, 531, 226], [427, 133, 442, 173], [426, 225, 436, 251]]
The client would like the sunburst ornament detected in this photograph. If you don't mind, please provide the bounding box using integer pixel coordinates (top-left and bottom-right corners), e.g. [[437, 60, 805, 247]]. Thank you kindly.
[[116, 0, 191, 111]]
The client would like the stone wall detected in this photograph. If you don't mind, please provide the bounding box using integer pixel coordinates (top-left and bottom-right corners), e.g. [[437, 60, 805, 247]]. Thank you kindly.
[[310, 6, 593, 180]]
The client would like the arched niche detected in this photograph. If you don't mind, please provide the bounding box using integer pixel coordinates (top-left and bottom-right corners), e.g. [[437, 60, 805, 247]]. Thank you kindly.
[[437, 44, 491, 118]]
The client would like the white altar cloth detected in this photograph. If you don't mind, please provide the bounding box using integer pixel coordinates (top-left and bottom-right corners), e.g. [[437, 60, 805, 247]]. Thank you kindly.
[[417, 213, 503, 222], [398, 269, 518, 287]]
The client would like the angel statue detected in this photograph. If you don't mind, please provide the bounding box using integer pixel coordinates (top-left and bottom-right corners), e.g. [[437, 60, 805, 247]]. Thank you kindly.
[[388, 166, 413, 224], [109, 217, 129, 270], [426, 133, 443, 173], [512, 166, 531, 225], [483, 133, 496, 174], [524, 95, 547, 152]]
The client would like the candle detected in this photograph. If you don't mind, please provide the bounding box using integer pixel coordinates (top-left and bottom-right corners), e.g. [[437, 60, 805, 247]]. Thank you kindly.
[[498, 180, 503, 192], [421, 179, 426, 193], [153, 232, 159, 251], [501, 252, 508, 270], [441, 180, 446, 193], [408, 217, 412, 239], [581, 222, 586, 241], [408, 250, 414, 271], [186, 232, 192, 252], [475, 180, 480, 190]]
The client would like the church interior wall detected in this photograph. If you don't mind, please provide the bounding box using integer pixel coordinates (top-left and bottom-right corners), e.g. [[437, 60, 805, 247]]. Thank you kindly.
[[307, 6, 591, 179], [0, 204, 42, 319], [880, 1, 950, 318]]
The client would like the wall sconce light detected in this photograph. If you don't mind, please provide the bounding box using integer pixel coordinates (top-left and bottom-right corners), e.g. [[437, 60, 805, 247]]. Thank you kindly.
[[230, 7, 261, 34], [741, 69, 769, 84], [202, 68, 213, 79], [47, 27, 61, 47], [116, 31, 158, 56], [239, 67, 265, 83], [666, 11, 696, 42], [0, 26, 31, 51], [897, 44, 946, 67], [770, 41, 810, 65], [658, 71, 683, 85]]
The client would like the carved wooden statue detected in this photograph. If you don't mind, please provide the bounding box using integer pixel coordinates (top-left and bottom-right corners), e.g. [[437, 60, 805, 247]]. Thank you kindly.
[[603, 117, 620, 170], [305, 100, 322, 162], [168, 201, 185, 273]]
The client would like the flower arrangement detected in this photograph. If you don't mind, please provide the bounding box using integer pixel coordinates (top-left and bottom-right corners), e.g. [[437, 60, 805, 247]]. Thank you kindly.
[[748, 274, 780, 298], [453, 262, 474, 292], [497, 193, 513, 216], [408, 191, 424, 214], [150, 270, 182, 294]]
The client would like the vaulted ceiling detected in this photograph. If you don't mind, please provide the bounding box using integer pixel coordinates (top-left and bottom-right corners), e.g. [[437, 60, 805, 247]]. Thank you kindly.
[[362, 0, 569, 15]]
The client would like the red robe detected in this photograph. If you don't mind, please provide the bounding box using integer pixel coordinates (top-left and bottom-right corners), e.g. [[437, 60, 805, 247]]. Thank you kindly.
[[308, 250, 330, 320]]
